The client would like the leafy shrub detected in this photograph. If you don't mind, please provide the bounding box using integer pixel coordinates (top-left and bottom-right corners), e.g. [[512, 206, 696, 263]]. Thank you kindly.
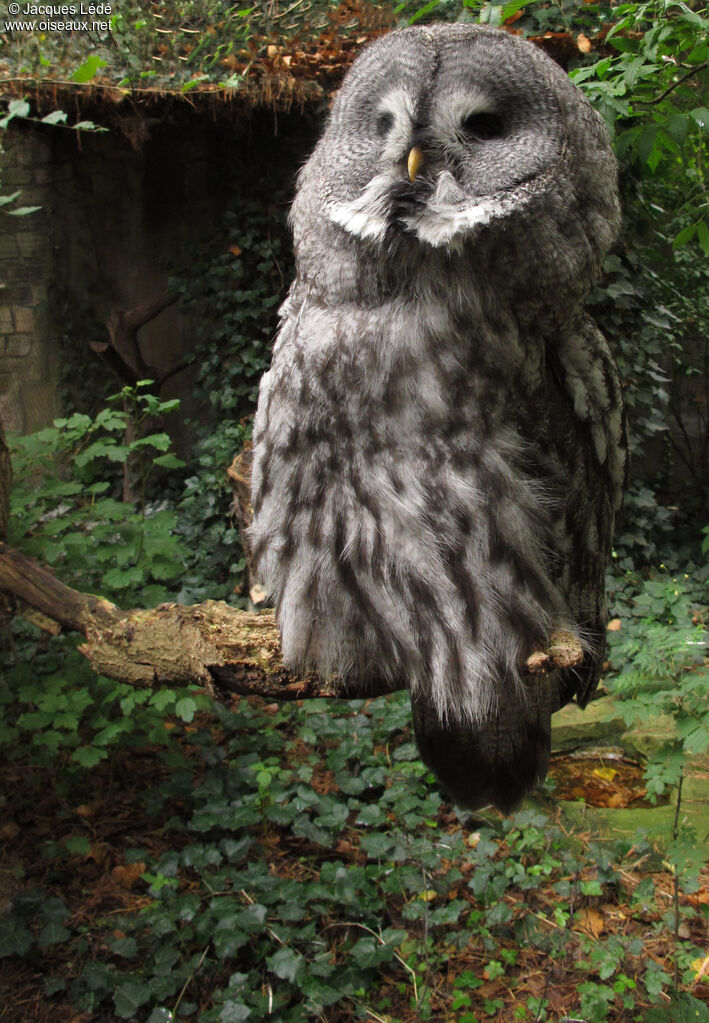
[[9, 384, 187, 607], [171, 197, 293, 425], [175, 418, 250, 605], [3, 385, 211, 768], [607, 564, 709, 802]]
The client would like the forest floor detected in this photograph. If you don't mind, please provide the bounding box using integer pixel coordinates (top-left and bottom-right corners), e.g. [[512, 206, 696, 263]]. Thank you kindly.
[[1, 692, 708, 1023]]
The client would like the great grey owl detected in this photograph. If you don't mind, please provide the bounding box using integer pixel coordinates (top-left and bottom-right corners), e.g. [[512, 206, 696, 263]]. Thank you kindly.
[[249, 24, 626, 812]]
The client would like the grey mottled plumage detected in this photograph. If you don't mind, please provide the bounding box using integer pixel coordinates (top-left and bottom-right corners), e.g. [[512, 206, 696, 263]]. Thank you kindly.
[[249, 25, 626, 812]]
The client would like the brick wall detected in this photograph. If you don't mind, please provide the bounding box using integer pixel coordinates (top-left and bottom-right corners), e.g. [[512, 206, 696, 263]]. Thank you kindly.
[[0, 125, 59, 434]]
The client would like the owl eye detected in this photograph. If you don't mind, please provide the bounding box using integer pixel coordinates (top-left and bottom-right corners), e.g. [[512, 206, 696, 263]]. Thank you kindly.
[[460, 111, 505, 141], [375, 111, 395, 136]]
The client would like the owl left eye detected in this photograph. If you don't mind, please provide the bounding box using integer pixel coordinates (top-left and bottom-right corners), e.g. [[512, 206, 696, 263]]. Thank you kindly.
[[460, 111, 505, 140], [375, 111, 395, 136]]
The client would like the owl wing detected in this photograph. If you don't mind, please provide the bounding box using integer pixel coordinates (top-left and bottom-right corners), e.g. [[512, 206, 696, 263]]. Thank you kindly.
[[549, 315, 627, 708]]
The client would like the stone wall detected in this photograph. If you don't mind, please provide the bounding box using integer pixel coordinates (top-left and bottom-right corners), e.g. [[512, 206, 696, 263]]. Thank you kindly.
[[0, 125, 60, 434]]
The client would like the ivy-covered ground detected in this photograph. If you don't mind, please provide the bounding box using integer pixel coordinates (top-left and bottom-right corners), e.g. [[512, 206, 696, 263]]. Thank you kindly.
[[1, 631, 708, 1022]]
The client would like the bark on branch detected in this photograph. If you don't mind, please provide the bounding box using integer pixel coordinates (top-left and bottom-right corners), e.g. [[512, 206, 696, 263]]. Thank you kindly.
[[0, 543, 583, 704]]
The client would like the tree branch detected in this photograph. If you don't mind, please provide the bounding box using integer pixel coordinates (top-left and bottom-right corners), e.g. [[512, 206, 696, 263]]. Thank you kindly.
[[90, 291, 181, 387], [0, 542, 583, 704]]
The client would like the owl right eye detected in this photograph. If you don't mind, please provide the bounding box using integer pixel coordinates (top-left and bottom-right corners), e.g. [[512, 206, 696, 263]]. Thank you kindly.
[[375, 111, 395, 136], [460, 111, 505, 141]]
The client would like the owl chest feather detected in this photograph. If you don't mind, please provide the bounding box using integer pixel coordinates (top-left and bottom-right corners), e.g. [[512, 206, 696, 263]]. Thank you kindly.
[[261, 286, 552, 504], [250, 280, 598, 721]]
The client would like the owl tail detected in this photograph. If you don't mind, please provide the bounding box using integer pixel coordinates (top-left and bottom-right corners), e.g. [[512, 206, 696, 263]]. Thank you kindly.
[[411, 675, 565, 814]]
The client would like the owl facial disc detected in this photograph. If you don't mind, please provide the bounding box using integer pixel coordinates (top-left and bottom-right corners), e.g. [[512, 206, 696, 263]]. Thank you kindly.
[[324, 26, 565, 250]]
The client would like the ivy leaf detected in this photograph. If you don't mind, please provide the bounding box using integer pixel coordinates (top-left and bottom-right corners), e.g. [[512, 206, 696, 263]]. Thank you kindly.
[[0, 916, 34, 958], [110, 937, 139, 958], [114, 981, 153, 1018], [349, 936, 396, 969], [219, 1003, 252, 1022], [71, 56, 107, 83], [37, 921, 71, 947], [267, 947, 305, 983], [65, 835, 92, 855], [147, 1009, 175, 1023], [42, 110, 68, 126]]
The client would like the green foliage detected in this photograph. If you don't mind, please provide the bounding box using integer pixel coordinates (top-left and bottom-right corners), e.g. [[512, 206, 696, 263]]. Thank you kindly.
[[569, 1, 708, 248], [1, 95, 108, 135], [604, 555, 708, 997], [5, 682, 705, 1021], [646, 994, 709, 1022], [0, 890, 71, 958], [3, 493, 707, 1022], [3, 386, 213, 768], [171, 198, 292, 424], [171, 418, 249, 605], [1, 99, 41, 217], [0, 187, 40, 217], [9, 383, 187, 607], [165, 196, 293, 605], [592, 224, 708, 526], [607, 563, 708, 799]]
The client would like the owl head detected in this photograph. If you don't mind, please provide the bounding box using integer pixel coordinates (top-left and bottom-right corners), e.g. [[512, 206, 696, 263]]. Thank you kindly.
[[290, 25, 619, 306]]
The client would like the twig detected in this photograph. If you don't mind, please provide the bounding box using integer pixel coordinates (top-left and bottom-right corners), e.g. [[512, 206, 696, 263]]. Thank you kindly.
[[322, 921, 418, 1004], [172, 945, 209, 1016], [636, 61, 708, 105]]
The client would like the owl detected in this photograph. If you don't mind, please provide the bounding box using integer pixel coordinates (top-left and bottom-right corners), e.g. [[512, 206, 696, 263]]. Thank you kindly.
[[249, 24, 626, 813]]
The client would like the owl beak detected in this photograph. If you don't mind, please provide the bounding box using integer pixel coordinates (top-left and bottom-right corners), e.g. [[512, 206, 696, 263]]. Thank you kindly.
[[407, 145, 424, 182]]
